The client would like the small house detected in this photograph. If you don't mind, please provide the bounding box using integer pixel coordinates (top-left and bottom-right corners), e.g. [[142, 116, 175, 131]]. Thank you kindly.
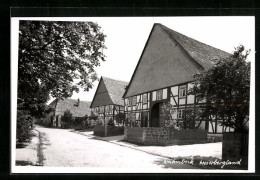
[[46, 98, 91, 128], [123, 23, 233, 134], [90, 77, 128, 126]]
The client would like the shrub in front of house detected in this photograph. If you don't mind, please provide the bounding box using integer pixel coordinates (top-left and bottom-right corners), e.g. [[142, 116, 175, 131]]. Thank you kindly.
[[61, 110, 73, 129], [16, 110, 34, 143]]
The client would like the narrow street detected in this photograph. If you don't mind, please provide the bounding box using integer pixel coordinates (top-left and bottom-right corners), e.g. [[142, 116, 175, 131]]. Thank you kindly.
[[35, 125, 195, 169]]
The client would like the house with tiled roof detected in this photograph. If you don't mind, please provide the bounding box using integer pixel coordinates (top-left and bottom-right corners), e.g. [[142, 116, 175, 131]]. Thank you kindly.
[[46, 98, 91, 127], [90, 77, 128, 125], [123, 23, 233, 134]]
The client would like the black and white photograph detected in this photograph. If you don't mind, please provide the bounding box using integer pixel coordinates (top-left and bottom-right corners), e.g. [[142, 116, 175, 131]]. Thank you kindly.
[[11, 17, 255, 173]]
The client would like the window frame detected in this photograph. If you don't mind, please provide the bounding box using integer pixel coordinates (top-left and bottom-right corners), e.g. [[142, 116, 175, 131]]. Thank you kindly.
[[143, 93, 148, 104], [178, 109, 185, 119], [132, 96, 137, 106], [128, 97, 132, 106], [179, 86, 187, 98]]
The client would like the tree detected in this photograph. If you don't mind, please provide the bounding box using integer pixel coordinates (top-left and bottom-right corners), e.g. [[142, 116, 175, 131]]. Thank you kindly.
[[18, 21, 106, 117], [190, 45, 250, 133], [17, 21, 106, 142]]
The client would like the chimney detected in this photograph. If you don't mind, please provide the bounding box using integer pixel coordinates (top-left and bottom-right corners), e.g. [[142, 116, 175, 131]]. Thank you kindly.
[[77, 98, 80, 107]]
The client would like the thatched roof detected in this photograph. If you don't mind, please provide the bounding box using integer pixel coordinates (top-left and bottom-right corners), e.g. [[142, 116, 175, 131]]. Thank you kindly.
[[49, 98, 91, 117], [123, 23, 231, 98]]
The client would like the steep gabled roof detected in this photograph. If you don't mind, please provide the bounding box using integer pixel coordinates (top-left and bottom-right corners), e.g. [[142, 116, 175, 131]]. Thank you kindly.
[[160, 24, 230, 70], [123, 23, 231, 98], [102, 77, 128, 106], [90, 77, 128, 107], [49, 98, 91, 117]]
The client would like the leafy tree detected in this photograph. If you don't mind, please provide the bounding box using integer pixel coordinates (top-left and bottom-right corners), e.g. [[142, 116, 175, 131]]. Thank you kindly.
[[18, 21, 106, 118], [190, 45, 250, 133], [17, 21, 106, 141], [184, 107, 205, 129]]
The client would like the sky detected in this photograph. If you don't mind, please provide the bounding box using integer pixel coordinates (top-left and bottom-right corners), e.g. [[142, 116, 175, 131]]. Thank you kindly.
[[11, 17, 255, 104]]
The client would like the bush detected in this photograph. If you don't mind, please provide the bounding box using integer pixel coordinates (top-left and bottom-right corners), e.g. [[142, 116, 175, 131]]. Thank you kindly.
[[88, 112, 100, 127], [107, 119, 114, 126], [16, 110, 33, 143], [61, 110, 73, 128], [96, 119, 104, 126], [114, 112, 125, 125]]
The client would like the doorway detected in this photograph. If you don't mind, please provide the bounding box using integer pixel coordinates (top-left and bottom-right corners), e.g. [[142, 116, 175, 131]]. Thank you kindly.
[[151, 103, 160, 127]]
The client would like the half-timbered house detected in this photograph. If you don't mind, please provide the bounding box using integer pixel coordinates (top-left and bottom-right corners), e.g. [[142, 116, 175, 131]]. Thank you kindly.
[[90, 77, 128, 125], [123, 23, 233, 134]]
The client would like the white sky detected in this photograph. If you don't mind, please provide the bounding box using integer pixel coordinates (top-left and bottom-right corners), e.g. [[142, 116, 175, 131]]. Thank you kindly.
[[11, 17, 255, 103]]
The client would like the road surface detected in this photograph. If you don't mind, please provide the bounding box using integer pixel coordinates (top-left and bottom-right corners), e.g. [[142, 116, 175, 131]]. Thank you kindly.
[[36, 125, 195, 170]]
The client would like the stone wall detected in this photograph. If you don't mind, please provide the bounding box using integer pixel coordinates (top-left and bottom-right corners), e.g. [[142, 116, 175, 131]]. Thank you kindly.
[[207, 134, 223, 142], [124, 127, 146, 144], [94, 125, 124, 137], [94, 125, 105, 136], [144, 127, 170, 145], [107, 126, 124, 136], [124, 127, 208, 146]]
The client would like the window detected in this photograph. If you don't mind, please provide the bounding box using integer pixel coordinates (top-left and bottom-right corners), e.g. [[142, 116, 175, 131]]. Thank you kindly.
[[132, 96, 137, 105], [99, 106, 104, 113], [125, 98, 128, 106], [178, 109, 185, 119], [105, 105, 109, 113], [128, 97, 132, 106], [163, 88, 167, 99], [179, 86, 187, 98], [157, 89, 163, 100], [143, 93, 148, 104]]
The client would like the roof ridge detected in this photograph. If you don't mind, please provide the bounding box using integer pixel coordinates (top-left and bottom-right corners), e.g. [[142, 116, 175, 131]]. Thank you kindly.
[[102, 76, 128, 84], [60, 98, 91, 103]]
